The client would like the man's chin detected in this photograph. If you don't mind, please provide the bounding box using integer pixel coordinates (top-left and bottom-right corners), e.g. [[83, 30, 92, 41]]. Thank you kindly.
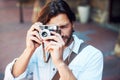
[[63, 38, 67, 45], [64, 39, 70, 46], [64, 36, 73, 46]]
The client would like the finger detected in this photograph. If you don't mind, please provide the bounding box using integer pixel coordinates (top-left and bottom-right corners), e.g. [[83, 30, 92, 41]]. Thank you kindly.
[[45, 41, 61, 52], [29, 22, 43, 32], [50, 31, 61, 37], [30, 35, 41, 44], [51, 31, 64, 43], [44, 36, 65, 46], [34, 42, 40, 48], [31, 30, 42, 41], [43, 36, 65, 48], [43, 36, 58, 42]]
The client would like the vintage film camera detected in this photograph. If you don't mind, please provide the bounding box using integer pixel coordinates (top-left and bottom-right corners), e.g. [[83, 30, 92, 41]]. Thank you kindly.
[[39, 25, 61, 39], [39, 25, 61, 63]]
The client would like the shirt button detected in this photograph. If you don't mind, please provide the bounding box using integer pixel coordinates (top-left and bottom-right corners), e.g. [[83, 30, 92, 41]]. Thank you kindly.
[[53, 68, 56, 71]]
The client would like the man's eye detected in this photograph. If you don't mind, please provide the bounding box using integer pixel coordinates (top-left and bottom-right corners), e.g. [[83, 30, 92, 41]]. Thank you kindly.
[[60, 25, 67, 29], [60, 26, 65, 28]]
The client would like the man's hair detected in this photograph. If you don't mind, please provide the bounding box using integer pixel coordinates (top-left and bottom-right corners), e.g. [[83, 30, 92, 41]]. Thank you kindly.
[[37, 0, 76, 24]]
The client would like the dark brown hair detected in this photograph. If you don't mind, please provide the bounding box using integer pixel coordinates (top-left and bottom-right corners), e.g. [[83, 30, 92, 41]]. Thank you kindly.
[[37, 0, 76, 24]]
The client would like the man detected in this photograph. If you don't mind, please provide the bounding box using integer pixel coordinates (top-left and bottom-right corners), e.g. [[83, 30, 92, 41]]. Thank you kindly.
[[4, 0, 103, 80]]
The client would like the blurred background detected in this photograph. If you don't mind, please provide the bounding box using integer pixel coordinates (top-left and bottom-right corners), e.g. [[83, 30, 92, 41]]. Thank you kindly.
[[0, 0, 120, 80]]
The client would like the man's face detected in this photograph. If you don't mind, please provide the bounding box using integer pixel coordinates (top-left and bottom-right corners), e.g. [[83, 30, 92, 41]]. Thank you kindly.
[[47, 13, 73, 46]]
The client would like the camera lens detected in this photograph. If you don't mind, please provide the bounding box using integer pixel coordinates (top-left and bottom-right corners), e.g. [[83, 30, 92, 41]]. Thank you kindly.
[[40, 29, 51, 39], [42, 32, 48, 37]]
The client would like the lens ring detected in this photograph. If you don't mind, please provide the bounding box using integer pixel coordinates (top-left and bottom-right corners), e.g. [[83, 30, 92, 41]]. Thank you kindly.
[[40, 29, 51, 39]]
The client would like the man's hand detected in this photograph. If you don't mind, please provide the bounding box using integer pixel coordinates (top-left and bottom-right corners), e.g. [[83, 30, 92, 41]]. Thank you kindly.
[[26, 22, 43, 52], [12, 22, 43, 77], [43, 31, 65, 66]]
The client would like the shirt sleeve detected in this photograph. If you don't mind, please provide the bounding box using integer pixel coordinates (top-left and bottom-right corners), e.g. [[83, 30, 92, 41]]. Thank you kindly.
[[4, 58, 28, 80], [4, 46, 42, 80]]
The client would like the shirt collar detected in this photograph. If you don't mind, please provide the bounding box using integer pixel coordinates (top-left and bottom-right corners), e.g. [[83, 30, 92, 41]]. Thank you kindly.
[[68, 35, 84, 54]]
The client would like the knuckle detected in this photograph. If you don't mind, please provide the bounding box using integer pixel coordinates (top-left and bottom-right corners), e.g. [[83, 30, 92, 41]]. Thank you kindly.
[[59, 44, 63, 48], [62, 42, 65, 46]]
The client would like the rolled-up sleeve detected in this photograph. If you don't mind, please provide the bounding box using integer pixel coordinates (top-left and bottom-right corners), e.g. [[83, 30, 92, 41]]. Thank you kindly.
[[4, 58, 28, 80]]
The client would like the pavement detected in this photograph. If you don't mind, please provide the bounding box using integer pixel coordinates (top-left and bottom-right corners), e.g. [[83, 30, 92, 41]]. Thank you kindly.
[[0, 0, 120, 80]]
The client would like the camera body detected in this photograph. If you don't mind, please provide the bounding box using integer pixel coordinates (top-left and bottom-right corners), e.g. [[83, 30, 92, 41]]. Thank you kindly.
[[39, 25, 61, 39]]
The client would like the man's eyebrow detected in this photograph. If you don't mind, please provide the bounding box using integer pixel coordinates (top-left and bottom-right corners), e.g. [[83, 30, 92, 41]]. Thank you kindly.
[[59, 23, 69, 27]]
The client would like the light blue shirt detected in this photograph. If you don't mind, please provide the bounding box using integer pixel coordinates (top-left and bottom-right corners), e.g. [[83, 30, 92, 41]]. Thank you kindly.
[[4, 35, 103, 80]]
